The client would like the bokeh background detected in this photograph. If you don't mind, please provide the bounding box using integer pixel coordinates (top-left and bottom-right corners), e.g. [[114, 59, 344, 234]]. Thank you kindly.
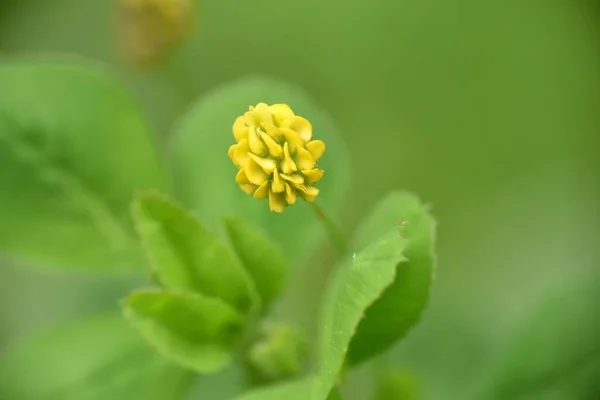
[[0, 0, 598, 399]]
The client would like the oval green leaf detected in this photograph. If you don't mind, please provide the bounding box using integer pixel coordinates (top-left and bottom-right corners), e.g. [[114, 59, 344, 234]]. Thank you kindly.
[[0, 313, 193, 400], [123, 289, 246, 374], [223, 216, 287, 311], [168, 77, 350, 269], [0, 60, 165, 271], [132, 191, 258, 314], [347, 192, 437, 365], [313, 229, 407, 400]]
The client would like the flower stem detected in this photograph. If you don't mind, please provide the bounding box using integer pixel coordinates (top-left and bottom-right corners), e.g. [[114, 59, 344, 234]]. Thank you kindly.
[[311, 202, 347, 255]]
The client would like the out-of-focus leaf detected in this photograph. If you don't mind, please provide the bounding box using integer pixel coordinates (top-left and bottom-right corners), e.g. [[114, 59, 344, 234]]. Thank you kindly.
[[186, 363, 247, 400], [132, 192, 258, 314], [0, 313, 192, 400], [224, 216, 287, 311], [168, 77, 350, 269], [0, 60, 164, 272], [235, 377, 315, 400], [312, 230, 407, 400], [485, 281, 600, 400], [326, 389, 343, 400], [123, 290, 245, 374], [372, 368, 420, 400], [347, 192, 437, 365]]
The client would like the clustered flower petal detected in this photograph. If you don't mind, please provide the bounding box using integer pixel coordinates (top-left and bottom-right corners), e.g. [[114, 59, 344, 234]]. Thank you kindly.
[[228, 103, 326, 213]]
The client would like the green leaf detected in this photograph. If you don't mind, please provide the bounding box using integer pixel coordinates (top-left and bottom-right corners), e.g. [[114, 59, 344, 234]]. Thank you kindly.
[[313, 230, 407, 400], [169, 77, 350, 269], [122, 289, 246, 374], [485, 281, 600, 400], [0, 60, 164, 271], [235, 377, 316, 400], [0, 313, 192, 400], [224, 216, 287, 311], [373, 368, 420, 400], [132, 191, 258, 313], [347, 192, 437, 365]]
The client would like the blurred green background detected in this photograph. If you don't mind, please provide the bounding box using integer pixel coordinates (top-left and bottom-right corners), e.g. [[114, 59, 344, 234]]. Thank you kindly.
[[0, 0, 598, 399]]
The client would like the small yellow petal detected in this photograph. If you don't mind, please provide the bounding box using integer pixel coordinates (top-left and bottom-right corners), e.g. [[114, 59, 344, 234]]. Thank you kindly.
[[305, 186, 319, 196], [243, 103, 274, 127], [254, 103, 273, 125], [248, 128, 267, 155], [254, 181, 269, 199], [233, 139, 250, 166], [240, 183, 257, 195], [284, 183, 297, 205], [228, 144, 236, 163], [281, 142, 297, 174], [243, 110, 254, 126], [299, 192, 317, 202], [302, 168, 324, 183], [269, 103, 293, 117], [264, 124, 284, 142], [235, 168, 250, 184], [280, 173, 304, 184], [269, 104, 294, 127], [233, 116, 248, 141], [295, 184, 319, 196], [245, 156, 269, 185], [295, 184, 319, 202], [306, 140, 325, 161], [293, 116, 312, 142], [259, 131, 283, 157], [248, 153, 276, 173], [295, 146, 315, 171], [271, 168, 285, 193], [280, 127, 304, 149], [268, 191, 286, 213]]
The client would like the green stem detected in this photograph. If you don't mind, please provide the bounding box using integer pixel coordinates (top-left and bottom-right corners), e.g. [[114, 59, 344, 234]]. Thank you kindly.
[[311, 202, 348, 255]]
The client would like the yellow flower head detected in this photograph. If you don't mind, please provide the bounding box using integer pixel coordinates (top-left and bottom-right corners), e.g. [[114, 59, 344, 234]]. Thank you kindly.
[[228, 103, 326, 213], [117, 0, 194, 66]]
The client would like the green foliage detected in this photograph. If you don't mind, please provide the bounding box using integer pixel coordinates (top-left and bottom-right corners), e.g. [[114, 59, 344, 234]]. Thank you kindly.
[[484, 281, 600, 400], [0, 0, 598, 398], [326, 390, 343, 400], [234, 378, 316, 400], [168, 77, 351, 268], [223, 216, 287, 312], [0, 59, 438, 400], [123, 290, 245, 374], [234, 193, 436, 399], [0, 60, 164, 271], [372, 368, 420, 400], [0, 314, 193, 400], [348, 192, 437, 365], [245, 321, 307, 384], [313, 229, 407, 400], [132, 192, 259, 314]]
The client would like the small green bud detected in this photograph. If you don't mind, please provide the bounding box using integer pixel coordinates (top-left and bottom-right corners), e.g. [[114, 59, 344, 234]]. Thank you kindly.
[[245, 320, 307, 385], [373, 368, 420, 400]]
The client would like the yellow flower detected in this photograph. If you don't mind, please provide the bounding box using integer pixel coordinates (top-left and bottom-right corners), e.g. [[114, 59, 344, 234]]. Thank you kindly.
[[117, 0, 194, 66], [228, 103, 326, 213]]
